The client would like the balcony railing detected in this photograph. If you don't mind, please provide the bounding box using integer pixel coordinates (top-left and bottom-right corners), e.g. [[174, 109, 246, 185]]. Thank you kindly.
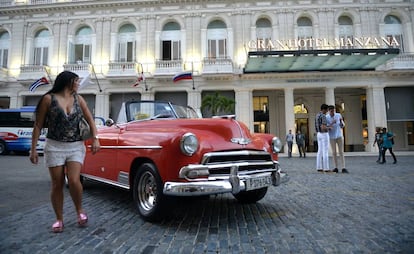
[[202, 58, 233, 74], [18, 65, 50, 80], [154, 59, 183, 75], [107, 61, 139, 77], [63, 63, 91, 78], [377, 53, 414, 71]]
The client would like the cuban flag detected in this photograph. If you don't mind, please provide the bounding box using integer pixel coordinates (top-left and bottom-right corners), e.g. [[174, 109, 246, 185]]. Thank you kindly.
[[173, 71, 192, 83], [29, 77, 49, 92]]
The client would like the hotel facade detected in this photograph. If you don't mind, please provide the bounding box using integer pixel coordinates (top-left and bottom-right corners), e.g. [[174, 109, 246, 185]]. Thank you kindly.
[[0, 0, 413, 153]]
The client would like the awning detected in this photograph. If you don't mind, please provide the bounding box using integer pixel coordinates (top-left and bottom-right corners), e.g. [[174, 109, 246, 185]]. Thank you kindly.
[[244, 48, 400, 73]]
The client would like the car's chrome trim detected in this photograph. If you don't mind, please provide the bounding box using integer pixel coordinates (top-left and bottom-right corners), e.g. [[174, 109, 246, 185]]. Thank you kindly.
[[163, 168, 288, 196], [80, 173, 130, 190], [200, 150, 272, 164], [230, 137, 251, 145], [87, 145, 162, 149], [118, 171, 129, 186]]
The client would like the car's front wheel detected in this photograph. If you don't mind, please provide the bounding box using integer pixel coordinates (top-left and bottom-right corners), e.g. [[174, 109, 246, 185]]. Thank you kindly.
[[133, 163, 167, 221], [233, 187, 268, 203], [0, 140, 9, 155]]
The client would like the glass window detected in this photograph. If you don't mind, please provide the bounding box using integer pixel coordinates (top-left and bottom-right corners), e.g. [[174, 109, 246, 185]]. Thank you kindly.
[[33, 29, 50, 65], [338, 16, 354, 49], [70, 26, 92, 64], [297, 17, 313, 50], [384, 15, 404, 52], [207, 20, 227, 59], [256, 18, 272, 51], [161, 22, 181, 61], [253, 96, 269, 133], [0, 31, 10, 68], [118, 24, 136, 62]]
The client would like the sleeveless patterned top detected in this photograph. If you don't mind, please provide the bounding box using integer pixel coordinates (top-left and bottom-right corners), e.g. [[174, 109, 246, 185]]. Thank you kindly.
[[46, 94, 83, 142], [315, 111, 327, 133]]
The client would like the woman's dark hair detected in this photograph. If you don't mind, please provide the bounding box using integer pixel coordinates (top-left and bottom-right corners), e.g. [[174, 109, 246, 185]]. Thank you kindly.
[[35, 71, 79, 127], [47, 71, 79, 94]]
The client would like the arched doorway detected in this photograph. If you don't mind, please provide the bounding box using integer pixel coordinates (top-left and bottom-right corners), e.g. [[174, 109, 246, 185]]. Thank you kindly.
[[294, 104, 310, 151]]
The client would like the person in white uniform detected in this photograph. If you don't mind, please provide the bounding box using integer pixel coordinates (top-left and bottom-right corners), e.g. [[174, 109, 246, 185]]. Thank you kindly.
[[315, 104, 330, 172]]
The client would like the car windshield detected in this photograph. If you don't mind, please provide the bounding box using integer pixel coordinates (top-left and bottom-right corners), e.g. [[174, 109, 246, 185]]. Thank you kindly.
[[123, 101, 199, 122]]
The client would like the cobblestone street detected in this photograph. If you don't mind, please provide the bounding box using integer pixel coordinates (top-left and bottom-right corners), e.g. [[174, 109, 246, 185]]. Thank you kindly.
[[0, 154, 413, 253]]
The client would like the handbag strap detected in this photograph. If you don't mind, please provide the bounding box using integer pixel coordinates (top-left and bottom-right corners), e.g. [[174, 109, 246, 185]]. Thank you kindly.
[[75, 94, 85, 117]]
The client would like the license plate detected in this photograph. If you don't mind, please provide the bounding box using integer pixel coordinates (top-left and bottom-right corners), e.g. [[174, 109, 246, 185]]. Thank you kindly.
[[245, 175, 272, 191]]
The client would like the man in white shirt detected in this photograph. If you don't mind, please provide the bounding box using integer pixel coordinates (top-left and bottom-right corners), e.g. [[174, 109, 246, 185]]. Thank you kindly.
[[326, 105, 348, 173]]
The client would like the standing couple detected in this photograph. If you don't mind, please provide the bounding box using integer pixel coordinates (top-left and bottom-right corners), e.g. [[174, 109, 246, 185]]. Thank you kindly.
[[315, 104, 348, 173]]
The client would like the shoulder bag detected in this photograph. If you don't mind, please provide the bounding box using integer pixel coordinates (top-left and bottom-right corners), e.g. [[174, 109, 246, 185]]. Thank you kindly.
[[79, 115, 92, 140]]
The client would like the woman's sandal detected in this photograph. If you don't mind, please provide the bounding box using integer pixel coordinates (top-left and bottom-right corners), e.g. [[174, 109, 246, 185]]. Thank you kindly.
[[77, 212, 88, 227], [52, 220, 64, 233]]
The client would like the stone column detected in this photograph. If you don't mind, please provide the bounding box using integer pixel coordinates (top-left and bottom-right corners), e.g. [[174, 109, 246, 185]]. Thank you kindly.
[[9, 95, 20, 108], [235, 89, 253, 130], [325, 87, 335, 106], [366, 86, 387, 152], [94, 93, 107, 119], [284, 87, 295, 154], [187, 90, 201, 116], [140, 90, 154, 101]]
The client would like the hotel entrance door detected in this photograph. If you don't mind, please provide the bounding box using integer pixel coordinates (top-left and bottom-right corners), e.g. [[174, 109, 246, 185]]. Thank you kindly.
[[295, 118, 309, 151]]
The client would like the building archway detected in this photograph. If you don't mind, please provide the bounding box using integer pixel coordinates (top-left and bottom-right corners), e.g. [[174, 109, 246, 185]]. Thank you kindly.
[[294, 103, 310, 151]]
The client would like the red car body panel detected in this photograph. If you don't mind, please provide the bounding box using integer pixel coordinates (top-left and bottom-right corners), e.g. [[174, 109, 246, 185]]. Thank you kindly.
[[81, 101, 287, 220], [84, 118, 274, 184]]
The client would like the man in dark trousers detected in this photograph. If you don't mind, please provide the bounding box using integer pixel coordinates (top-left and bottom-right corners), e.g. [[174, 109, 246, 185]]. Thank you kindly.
[[296, 130, 306, 158], [380, 127, 397, 164]]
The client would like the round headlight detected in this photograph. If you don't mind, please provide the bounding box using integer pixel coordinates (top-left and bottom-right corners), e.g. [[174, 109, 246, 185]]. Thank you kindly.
[[180, 133, 199, 156], [272, 137, 282, 153]]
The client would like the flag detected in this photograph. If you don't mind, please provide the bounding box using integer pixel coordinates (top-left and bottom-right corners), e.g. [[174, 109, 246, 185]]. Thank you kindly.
[[29, 77, 49, 92], [79, 74, 93, 89], [132, 72, 145, 87], [173, 72, 192, 83]]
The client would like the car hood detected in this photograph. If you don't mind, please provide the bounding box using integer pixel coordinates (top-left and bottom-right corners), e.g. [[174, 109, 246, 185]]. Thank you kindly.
[[123, 118, 270, 152]]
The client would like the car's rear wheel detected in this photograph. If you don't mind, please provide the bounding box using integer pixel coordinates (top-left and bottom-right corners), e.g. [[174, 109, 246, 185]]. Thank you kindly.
[[133, 163, 167, 221], [233, 187, 268, 203]]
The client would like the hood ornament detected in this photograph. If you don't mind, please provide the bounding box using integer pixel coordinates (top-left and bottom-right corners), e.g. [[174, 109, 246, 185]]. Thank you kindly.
[[231, 137, 251, 145]]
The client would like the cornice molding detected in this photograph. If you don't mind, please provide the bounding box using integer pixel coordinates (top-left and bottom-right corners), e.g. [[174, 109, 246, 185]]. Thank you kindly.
[[1, 0, 412, 16]]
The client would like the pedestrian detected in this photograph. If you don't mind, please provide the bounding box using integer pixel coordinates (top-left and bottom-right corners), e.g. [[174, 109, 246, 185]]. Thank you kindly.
[[29, 71, 100, 233], [379, 127, 397, 164], [373, 127, 383, 163], [326, 105, 348, 173], [286, 129, 294, 158], [315, 104, 330, 172], [296, 130, 306, 158]]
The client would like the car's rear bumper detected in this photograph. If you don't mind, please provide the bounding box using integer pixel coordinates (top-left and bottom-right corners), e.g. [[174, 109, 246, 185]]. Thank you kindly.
[[163, 163, 288, 196]]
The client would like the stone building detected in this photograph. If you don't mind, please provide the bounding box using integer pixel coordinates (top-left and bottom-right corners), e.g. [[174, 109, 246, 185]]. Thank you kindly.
[[0, 0, 413, 152]]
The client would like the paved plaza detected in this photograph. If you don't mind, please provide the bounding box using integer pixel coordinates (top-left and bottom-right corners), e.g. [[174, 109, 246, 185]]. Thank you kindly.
[[0, 153, 413, 253]]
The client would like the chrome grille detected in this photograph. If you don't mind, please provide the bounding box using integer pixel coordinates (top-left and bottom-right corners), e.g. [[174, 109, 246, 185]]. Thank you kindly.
[[201, 150, 275, 175]]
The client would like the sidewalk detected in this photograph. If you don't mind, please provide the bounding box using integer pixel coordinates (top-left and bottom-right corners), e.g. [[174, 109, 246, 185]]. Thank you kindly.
[[278, 151, 414, 157]]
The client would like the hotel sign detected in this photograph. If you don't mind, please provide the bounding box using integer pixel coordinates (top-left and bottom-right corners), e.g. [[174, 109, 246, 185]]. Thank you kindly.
[[247, 36, 400, 50]]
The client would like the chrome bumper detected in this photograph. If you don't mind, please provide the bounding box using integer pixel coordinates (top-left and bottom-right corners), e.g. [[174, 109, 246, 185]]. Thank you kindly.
[[163, 162, 289, 196]]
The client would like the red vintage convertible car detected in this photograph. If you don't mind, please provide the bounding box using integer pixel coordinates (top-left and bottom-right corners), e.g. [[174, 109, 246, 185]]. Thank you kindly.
[[82, 101, 288, 221]]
